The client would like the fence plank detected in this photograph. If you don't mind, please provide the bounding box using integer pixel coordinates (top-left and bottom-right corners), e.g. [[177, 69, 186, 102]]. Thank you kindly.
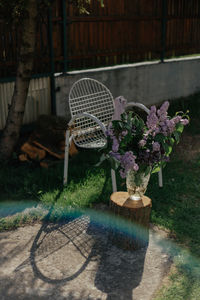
[[0, 0, 200, 78]]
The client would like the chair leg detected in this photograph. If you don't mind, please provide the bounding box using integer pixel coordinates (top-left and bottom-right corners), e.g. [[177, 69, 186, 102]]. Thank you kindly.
[[63, 130, 70, 185], [111, 169, 117, 192], [158, 168, 163, 188]]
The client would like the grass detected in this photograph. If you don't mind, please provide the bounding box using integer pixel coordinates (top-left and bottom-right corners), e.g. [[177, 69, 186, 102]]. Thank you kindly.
[[149, 157, 200, 251], [0, 92, 200, 299], [0, 151, 113, 229]]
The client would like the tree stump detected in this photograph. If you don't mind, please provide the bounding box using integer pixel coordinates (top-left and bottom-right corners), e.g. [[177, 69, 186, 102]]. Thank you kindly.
[[109, 192, 152, 250]]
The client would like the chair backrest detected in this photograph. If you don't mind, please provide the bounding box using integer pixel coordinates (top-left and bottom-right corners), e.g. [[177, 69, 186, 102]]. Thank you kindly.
[[69, 78, 114, 132], [125, 102, 150, 115]]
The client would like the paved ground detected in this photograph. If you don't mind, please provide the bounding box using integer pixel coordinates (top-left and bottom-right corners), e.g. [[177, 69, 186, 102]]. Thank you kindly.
[[0, 209, 172, 300]]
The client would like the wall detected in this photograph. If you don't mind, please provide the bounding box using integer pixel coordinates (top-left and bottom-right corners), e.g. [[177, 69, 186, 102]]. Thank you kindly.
[[55, 56, 200, 120]]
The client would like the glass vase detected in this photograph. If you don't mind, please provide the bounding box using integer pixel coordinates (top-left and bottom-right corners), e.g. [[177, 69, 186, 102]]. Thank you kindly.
[[126, 169, 151, 201]]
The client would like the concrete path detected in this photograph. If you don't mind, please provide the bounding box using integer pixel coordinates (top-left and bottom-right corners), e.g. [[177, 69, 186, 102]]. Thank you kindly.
[[0, 212, 171, 300]]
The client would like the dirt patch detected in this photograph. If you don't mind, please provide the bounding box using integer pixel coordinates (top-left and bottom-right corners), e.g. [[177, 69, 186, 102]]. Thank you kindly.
[[0, 210, 172, 300]]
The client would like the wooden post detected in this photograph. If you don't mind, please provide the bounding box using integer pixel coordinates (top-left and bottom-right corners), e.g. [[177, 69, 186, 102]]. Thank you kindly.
[[109, 192, 152, 250]]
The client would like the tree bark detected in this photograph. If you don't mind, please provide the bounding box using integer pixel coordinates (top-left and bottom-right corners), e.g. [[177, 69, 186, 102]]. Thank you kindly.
[[0, 0, 38, 160], [109, 192, 152, 250]]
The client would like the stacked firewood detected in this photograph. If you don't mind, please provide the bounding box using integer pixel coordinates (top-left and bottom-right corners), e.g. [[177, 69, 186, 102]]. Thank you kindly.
[[19, 115, 78, 168]]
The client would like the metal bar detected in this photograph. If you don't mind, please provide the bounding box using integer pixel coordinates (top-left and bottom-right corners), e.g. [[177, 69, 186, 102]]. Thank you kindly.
[[63, 129, 70, 185], [62, 0, 68, 73], [67, 16, 163, 22], [161, 0, 167, 62], [111, 169, 117, 192], [125, 102, 150, 114], [48, 6, 56, 115], [158, 167, 163, 188]]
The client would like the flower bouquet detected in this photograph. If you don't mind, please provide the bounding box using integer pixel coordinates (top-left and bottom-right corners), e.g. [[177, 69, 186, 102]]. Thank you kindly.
[[99, 99, 189, 200]]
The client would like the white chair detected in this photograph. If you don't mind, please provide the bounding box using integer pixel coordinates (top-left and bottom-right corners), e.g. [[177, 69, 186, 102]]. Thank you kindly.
[[63, 78, 163, 190], [63, 78, 115, 186]]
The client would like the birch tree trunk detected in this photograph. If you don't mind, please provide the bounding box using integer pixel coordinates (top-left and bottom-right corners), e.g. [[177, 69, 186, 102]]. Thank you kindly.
[[0, 0, 38, 160]]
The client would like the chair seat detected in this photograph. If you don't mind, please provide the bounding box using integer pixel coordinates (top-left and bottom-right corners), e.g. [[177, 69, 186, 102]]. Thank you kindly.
[[74, 138, 106, 149], [73, 129, 107, 149]]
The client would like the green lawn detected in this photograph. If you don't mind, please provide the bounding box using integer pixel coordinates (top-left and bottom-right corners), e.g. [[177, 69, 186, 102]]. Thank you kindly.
[[0, 93, 200, 299], [0, 150, 113, 228]]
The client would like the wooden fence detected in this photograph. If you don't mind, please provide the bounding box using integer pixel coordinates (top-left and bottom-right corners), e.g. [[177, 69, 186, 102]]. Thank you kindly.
[[0, 77, 51, 129], [0, 0, 200, 78]]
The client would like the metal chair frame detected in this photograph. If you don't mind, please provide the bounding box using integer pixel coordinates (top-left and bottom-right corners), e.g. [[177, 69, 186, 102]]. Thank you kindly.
[[63, 78, 163, 190]]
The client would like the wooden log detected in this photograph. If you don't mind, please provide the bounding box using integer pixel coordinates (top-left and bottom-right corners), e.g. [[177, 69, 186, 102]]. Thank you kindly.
[[109, 192, 152, 250], [32, 140, 64, 159], [21, 142, 46, 161], [69, 140, 78, 157], [19, 153, 29, 162]]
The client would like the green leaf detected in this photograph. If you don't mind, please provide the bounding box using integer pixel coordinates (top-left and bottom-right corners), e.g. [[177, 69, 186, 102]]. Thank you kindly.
[[169, 137, 175, 146], [127, 112, 132, 124], [176, 123, 184, 134], [152, 165, 161, 174], [173, 131, 180, 143], [161, 141, 169, 154], [161, 141, 173, 156], [155, 134, 166, 143], [152, 160, 167, 174], [168, 145, 173, 155]]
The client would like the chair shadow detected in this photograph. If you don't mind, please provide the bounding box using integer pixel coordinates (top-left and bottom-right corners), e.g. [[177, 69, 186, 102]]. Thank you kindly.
[[29, 203, 148, 299], [29, 196, 96, 284], [87, 220, 148, 300]]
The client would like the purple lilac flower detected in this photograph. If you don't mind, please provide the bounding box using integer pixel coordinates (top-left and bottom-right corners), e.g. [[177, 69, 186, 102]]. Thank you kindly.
[[121, 130, 128, 137], [156, 101, 176, 135], [152, 142, 160, 152], [157, 101, 169, 121], [110, 151, 121, 161], [119, 169, 126, 178], [159, 121, 165, 127], [155, 127, 160, 134], [172, 116, 181, 124], [139, 139, 146, 147], [133, 163, 139, 171], [146, 106, 159, 130], [120, 151, 136, 167], [112, 136, 119, 152], [161, 101, 170, 110], [160, 114, 188, 136], [180, 118, 189, 125], [112, 96, 127, 121], [106, 127, 114, 137], [146, 102, 189, 139], [165, 119, 176, 134], [119, 151, 139, 178], [105, 101, 189, 178], [150, 105, 157, 113]]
